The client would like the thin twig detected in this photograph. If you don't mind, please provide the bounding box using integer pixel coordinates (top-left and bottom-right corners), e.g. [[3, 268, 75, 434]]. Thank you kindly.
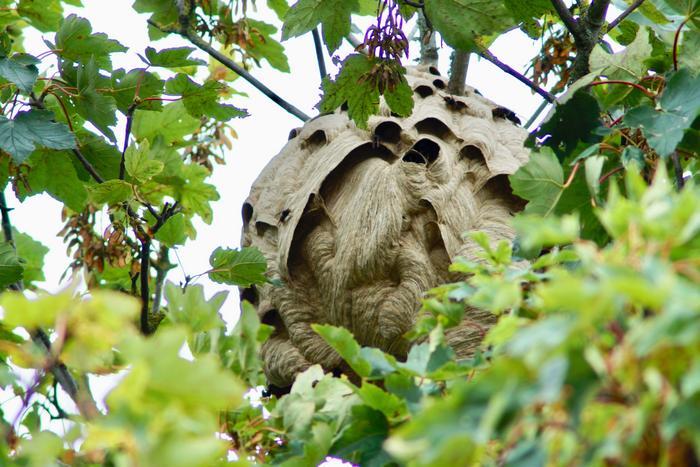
[[119, 103, 137, 180], [447, 50, 469, 95], [147, 19, 310, 121], [478, 49, 555, 103], [311, 28, 327, 80], [607, 0, 644, 31], [72, 148, 105, 183]]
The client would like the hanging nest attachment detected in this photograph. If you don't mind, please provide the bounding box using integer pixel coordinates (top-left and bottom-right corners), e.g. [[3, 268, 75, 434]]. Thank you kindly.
[[241, 66, 529, 390]]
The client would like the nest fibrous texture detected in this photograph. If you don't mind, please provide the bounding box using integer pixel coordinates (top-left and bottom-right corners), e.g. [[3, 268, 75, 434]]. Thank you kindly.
[[241, 66, 529, 388]]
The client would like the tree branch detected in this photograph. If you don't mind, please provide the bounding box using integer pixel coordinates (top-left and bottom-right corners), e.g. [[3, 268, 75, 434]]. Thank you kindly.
[[139, 237, 152, 335], [447, 50, 469, 95], [550, 0, 581, 40], [584, 0, 611, 32], [152, 245, 171, 316], [568, 0, 610, 80], [417, 11, 438, 67], [0, 192, 14, 244], [608, 0, 644, 31], [478, 49, 555, 103], [671, 151, 685, 190], [147, 19, 310, 122], [311, 28, 327, 80]]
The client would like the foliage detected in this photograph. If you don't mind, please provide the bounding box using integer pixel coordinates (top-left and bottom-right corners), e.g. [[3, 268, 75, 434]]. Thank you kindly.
[[0, 0, 698, 465]]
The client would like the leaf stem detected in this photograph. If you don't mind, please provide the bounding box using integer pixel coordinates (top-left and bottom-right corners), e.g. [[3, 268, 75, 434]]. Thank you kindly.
[[589, 80, 655, 99], [672, 16, 690, 71], [563, 161, 581, 188], [599, 165, 624, 185]]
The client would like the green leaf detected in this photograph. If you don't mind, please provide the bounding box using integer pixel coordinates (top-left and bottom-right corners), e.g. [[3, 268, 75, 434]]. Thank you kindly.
[[125, 140, 164, 183], [244, 19, 290, 72], [384, 72, 414, 117], [165, 282, 226, 334], [0, 110, 75, 163], [71, 59, 119, 141], [132, 0, 178, 39], [590, 28, 652, 80], [144, 46, 206, 68], [54, 14, 127, 70], [357, 383, 405, 417], [313, 324, 371, 377], [0, 242, 23, 288], [208, 246, 267, 287], [131, 101, 200, 144], [165, 74, 248, 120], [88, 179, 133, 205], [625, 68, 700, 157], [111, 68, 164, 113], [282, 0, 358, 52], [330, 405, 391, 467], [268, 0, 290, 19], [222, 301, 273, 385], [509, 148, 564, 216], [536, 91, 602, 158], [20, 149, 88, 211], [512, 214, 580, 250], [17, 0, 62, 32], [13, 230, 48, 287], [320, 54, 378, 129], [0, 54, 39, 93], [503, 0, 553, 23], [155, 212, 187, 247], [397, 341, 455, 377], [73, 130, 121, 181], [424, 0, 515, 52], [172, 163, 219, 223]]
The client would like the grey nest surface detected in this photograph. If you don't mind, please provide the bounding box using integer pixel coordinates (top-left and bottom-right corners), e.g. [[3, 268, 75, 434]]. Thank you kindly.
[[241, 66, 529, 388]]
